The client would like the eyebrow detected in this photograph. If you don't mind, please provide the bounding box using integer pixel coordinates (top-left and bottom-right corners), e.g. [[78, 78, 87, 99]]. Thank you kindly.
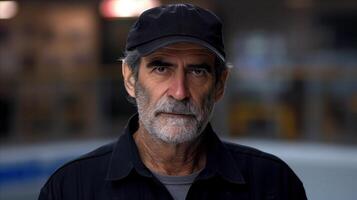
[[147, 59, 213, 73], [187, 63, 213, 73], [147, 60, 173, 68]]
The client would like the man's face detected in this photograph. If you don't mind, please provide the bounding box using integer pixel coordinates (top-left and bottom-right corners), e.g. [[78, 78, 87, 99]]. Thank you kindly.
[[124, 43, 226, 144]]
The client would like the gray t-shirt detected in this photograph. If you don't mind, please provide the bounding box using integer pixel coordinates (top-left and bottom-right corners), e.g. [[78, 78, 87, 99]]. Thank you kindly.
[[153, 170, 201, 200]]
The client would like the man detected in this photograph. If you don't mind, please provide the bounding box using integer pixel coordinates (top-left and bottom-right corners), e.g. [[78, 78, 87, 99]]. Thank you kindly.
[[39, 4, 307, 200]]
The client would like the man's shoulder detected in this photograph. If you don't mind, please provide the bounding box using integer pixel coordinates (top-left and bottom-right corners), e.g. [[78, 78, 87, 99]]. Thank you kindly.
[[39, 141, 117, 199], [45, 141, 115, 182], [219, 141, 307, 199], [222, 140, 291, 169], [221, 140, 305, 184], [76, 141, 115, 161], [65, 141, 114, 167]]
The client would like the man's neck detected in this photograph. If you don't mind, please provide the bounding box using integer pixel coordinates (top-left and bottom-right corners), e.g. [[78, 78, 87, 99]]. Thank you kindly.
[[133, 125, 206, 176]]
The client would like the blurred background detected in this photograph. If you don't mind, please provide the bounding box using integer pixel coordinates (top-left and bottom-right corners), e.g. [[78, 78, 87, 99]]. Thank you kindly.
[[0, 0, 356, 199]]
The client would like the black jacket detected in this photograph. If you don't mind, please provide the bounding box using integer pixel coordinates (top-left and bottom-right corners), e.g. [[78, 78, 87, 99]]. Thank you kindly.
[[39, 114, 307, 200]]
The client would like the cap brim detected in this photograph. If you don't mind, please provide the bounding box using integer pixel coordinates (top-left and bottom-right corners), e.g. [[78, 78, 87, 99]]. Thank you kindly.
[[135, 36, 225, 62]]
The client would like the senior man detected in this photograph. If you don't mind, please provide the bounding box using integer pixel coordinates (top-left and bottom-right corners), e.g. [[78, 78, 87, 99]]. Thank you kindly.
[[39, 4, 307, 200]]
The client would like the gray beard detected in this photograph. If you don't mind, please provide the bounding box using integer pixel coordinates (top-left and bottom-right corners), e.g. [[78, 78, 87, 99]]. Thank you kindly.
[[135, 81, 215, 144]]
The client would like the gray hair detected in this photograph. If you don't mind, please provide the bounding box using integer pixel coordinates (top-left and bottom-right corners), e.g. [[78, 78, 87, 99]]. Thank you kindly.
[[121, 49, 141, 80]]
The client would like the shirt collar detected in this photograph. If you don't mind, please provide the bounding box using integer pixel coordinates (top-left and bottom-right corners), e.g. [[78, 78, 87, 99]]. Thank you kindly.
[[198, 124, 246, 184], [106, 114, 152, 181], [106, 113, 245, 185]]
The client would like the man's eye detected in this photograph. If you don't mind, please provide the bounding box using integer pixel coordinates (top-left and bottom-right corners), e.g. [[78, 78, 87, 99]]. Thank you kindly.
[[191, 68, 207, 76], [153, 66, 168, 73]]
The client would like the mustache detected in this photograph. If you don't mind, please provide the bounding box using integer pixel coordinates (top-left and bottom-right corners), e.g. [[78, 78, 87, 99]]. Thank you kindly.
[[154, 98, 198, 116]]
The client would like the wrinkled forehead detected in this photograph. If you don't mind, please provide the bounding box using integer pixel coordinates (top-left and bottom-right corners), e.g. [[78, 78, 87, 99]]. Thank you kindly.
[[148, 42, 215, 57]]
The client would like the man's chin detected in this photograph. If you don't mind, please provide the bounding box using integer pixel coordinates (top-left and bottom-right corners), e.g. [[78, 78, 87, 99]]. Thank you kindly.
[[157, 133, 198, 144], [151, 126, 199, 144], [156, 112, 195, 120]]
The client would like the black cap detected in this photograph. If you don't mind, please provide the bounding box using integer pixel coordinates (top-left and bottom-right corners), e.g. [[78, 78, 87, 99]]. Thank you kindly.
[[125, 4, 225, 61]]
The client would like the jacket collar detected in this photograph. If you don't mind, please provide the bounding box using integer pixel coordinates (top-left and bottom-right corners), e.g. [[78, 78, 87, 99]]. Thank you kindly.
[[106, 113, 245, 184]]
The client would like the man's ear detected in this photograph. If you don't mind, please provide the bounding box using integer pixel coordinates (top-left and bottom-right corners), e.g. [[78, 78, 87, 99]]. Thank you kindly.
[[214, 69, 229, 102], [122, 62, 136, 98]]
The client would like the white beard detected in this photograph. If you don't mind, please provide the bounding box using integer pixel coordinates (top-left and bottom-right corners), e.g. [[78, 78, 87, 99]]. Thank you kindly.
[[135, 82, 214, 144]]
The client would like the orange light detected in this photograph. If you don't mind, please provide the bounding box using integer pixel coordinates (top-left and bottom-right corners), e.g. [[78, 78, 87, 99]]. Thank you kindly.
[[100, 0, 160, 18], [0, 1, 18, 19]]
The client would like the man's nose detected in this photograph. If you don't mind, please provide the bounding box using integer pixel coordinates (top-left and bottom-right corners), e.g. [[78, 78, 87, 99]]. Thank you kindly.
[[167, 71, 190, 101]]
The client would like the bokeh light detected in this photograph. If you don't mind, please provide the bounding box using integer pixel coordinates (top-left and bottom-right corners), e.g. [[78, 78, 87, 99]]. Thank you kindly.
[[0, 1, 18, 19], [100, 0, 160, 18]]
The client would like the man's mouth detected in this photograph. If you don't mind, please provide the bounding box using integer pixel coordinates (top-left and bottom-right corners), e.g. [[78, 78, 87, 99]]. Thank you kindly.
[[157, 112, 194, 118]]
